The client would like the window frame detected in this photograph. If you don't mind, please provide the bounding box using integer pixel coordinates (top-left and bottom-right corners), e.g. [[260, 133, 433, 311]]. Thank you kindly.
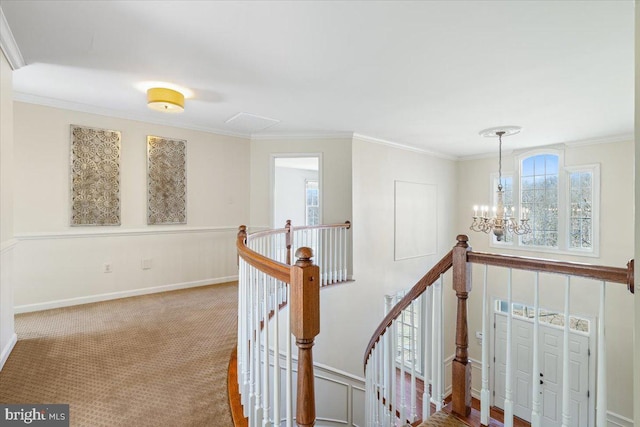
[[304, 179, 319, 226], [487, 148, 600, 257]]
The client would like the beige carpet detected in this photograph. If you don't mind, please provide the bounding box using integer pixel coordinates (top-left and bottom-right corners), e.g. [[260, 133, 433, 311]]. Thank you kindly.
[[0, 282, 238, 427]]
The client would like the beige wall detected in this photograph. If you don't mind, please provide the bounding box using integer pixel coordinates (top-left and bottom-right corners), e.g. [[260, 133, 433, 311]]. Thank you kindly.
[[458, 140, 635, 419], [634, 2, 639, 425], [317, 138, 458, 375], [0, 51, 16, 369], [12, 102, 250, 309]]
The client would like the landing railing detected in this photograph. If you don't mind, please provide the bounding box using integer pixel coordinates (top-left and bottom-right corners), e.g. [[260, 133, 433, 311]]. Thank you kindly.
[[364, 235, 634, 427], [236, 221, 351, 427]]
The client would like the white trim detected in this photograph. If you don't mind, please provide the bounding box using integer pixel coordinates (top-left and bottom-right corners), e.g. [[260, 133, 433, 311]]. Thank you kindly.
[[606, 412, 635, 427], [459, 135, 633, 161], [0, 238, 18, 253], [13, 94, 251, 140], [14, 276, 237, 313], [0, 333, 17, 371], [0, 7, 25, 70], [352, 133, 457, 161], [469, 357, 483, 399], [444, 353, 454, 396], [14, 226, 238, 240], [251, 132, 354, 141]]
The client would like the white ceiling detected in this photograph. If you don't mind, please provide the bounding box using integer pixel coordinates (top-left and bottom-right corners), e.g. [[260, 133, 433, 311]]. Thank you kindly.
[[1, 1, 634, 158]]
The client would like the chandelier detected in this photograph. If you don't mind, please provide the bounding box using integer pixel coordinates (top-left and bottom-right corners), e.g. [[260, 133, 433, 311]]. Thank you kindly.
[[470, 126, 531, 241]]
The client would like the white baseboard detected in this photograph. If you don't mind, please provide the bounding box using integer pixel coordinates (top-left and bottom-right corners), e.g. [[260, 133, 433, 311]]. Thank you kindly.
[[14, 276, 238, 313], [607, 412, 634, 427], [0, 333, 17, 371]]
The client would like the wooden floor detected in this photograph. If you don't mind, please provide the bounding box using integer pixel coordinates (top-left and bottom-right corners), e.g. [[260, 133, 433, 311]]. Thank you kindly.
[[395, 370, 530, 427]]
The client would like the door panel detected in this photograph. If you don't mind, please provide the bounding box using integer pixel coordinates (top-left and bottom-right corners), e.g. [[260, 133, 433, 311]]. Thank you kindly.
[[494, 314, 590, 427]]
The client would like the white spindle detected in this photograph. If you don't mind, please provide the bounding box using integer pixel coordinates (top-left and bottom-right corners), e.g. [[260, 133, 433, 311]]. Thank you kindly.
[[596, 281, 607, 427], [391, 318, 398, 425], [432, 275, 443, 411], [283, 284, 291, 427], [254, 269, 263, 423], [384, 295, 393, 424], [342, 226, 347, 281], [504, 268, 514, 427], [410, 301, 417, 422], [561, 277, 571, 427], [531, 272, 541, 427], [272, 280, 280, 427], [422, 287, 432, 421], [480, 264, 490, 425], [399, 305, 406, 424], [262, 274, 271, 427]]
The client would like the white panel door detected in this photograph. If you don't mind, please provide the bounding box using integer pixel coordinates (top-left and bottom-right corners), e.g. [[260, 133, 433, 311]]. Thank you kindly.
[[494, 315, 590, 426]]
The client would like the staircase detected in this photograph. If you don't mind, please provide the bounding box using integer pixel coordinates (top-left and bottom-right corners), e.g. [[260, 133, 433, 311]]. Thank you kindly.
[[230, 224, 635, 427]]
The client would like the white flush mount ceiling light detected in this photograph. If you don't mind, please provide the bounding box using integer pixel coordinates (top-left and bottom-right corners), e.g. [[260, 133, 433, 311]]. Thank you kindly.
[[147, 87, 185, 113], [470, 126, 531, 241]]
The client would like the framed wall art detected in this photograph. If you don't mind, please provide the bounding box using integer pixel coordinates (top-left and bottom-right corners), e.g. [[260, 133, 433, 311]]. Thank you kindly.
[[147, 135, 187, 225], [70, 125, 121, 226]]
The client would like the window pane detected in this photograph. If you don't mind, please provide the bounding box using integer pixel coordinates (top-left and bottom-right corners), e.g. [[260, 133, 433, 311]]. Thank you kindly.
[[569, 170, 593, 249], [520, 154, 559, 248]]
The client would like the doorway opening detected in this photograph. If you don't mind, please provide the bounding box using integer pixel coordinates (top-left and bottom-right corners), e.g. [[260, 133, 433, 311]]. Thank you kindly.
[[272, 155, 321, 228]]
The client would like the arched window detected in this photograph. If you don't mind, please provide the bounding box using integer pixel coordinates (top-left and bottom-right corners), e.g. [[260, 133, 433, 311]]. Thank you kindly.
[[490, 148, 599, 256]]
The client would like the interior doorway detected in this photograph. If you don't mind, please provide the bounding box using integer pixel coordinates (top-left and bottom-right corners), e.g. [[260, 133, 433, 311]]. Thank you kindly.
[[272, 155, 321, 228]]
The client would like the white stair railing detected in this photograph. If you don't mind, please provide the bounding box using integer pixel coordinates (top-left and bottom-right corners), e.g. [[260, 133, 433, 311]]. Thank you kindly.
[[364, 250, 454, 427], [237, 221, 351, 427], [364, 236, 632, 427]]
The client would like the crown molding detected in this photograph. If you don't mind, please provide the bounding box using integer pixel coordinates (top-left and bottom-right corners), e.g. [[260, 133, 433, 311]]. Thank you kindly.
[[13, 92, 252, 140], [251, 132, 354, 141], [0, 6, 25, 70], [459, 133, 634, 161], [352, 133, 457, 161]]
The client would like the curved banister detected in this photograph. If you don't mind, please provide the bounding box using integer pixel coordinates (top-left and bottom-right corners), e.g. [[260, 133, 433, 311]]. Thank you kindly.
[[289, 221, 351, 232], [236, 225, 291, 283], [363, 250, 453, 368]]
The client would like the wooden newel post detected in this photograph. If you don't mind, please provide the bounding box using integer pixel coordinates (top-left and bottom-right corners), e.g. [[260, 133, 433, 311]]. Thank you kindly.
[[285, 220, 292, 265], [290, 247, 320, 427], [452, 234, 472, 417]]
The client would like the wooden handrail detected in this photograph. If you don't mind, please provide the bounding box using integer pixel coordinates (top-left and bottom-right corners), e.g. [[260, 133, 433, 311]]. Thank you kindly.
[[467, 251, 631, 285], [237, 225, 291, 283], [363, 249, 454, 367], [289, 221, 351, 232]]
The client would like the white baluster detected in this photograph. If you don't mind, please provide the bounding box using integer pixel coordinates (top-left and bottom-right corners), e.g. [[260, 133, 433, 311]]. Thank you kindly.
[[285, 285, 293, 427], [481, 264, 490, 425], [432, 275, 443, 411], [272, 280, 280, 427], [262, 274, 271, 427], [561, 277, 571, 427], [531, 272, 541, 427], [391, 317, 398, 425], [254, 269, 263, 424], [384, 295, 393, 424], [504, 268, 514, 427], [410, 301, 417, 422], [422, 287, 432, 421], [596, 281, 607, 427], [336, 227, 344, 282], [400, 305, 406, 424]]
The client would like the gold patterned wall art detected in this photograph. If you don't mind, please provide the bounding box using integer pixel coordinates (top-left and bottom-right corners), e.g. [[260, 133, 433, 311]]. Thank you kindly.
[[70, 125, 121, 226], [147, 136, 187, 224]]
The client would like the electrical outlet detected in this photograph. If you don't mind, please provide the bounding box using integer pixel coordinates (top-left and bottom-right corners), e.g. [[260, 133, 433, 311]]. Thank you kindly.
[[141, 258, 152, 270], [103, 263, 113, 273]]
